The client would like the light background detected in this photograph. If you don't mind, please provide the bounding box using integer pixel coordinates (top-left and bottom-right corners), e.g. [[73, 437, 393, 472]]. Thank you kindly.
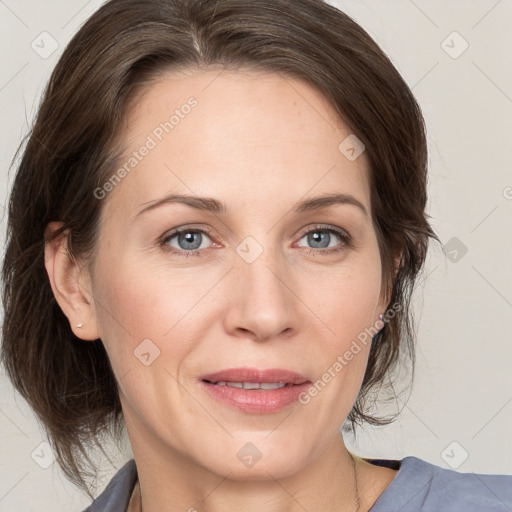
[[0, 0, 511, 510]]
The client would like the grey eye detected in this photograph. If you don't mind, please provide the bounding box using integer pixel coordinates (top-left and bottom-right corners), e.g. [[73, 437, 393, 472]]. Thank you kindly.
[[298, 229, 342, 250], [165, 230, 211, 251]]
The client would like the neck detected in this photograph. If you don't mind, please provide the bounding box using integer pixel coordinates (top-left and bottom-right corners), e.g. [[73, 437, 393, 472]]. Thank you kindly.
[[131, 432, 362, 512]]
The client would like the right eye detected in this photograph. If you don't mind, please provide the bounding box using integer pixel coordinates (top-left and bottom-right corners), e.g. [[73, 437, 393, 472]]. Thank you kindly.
[[160, 227, 215, 257]]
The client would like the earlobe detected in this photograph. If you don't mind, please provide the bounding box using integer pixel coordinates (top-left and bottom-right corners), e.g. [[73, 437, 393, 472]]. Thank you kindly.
[[44, 221, 100, 341]]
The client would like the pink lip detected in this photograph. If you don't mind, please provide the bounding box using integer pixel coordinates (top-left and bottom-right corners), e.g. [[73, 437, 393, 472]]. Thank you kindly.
[[200, 367, 310, 385], [198, 367, 312, 414]]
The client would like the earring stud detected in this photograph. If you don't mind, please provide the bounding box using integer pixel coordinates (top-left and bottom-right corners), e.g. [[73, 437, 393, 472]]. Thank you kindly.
[[76, 323, 83, 328]]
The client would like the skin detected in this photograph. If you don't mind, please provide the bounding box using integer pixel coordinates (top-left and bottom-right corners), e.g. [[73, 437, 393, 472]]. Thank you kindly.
[[45, 68, 399, 512]]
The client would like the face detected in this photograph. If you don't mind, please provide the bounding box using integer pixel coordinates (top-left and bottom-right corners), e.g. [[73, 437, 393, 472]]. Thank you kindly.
[[84, 68, 388, 479]]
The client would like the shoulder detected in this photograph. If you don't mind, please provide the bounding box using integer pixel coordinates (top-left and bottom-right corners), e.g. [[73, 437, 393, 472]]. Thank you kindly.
[[368, 456, 512, 512], [78, 455, 512, 512], [80, 459, 138, 512]]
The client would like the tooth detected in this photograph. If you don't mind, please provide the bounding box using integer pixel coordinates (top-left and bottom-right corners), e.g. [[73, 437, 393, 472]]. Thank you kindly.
[[260, 382, 284, 390], [214, 381, 289, 389], [226, 381, 243, 388], [243, 382, 261, 389]]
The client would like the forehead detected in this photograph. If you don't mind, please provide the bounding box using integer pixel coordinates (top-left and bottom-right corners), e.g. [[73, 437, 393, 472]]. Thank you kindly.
[[106, 68, 371, 219]]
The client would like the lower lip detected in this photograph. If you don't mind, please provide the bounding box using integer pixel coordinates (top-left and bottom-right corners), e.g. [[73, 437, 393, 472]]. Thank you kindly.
[[200, 381, 311, 413]]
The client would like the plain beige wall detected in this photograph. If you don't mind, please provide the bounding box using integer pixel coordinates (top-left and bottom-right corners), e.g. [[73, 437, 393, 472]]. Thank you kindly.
[[1, 0, 511, 510]]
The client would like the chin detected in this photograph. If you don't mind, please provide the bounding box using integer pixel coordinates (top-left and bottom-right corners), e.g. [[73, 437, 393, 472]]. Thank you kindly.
[[195, 439, 310, 481]]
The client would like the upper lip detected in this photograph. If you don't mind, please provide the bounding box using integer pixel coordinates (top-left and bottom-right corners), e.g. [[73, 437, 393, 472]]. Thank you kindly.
[[201, 367, 311, 385]]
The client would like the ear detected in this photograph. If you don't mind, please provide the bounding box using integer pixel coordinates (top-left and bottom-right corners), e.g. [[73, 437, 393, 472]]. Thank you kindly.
[[44, 221, 100, 341], [378, 252, 402, 316], [393, 253, 402, 278]]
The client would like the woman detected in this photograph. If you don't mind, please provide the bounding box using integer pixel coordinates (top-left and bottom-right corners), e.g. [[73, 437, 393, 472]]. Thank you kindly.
[[1, 0, 511, 511]]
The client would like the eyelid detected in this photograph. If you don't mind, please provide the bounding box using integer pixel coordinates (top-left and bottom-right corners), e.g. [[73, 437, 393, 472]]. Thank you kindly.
[[159, 224, 215, 246], [296, 223, 349, 240]]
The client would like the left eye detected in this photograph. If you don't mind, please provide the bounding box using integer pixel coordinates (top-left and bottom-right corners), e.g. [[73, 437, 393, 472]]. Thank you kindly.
[[297, 227, 347, 251]]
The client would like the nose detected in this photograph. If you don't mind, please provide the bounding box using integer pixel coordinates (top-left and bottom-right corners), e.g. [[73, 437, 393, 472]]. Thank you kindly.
[[222, 243, 298, 342]]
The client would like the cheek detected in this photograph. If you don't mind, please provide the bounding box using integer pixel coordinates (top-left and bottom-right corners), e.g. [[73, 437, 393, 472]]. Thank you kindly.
[[90, 255, 214, 371], [299, 261, 381, 414], [308, 251, 382, 346], [298, 250, 382, 408]]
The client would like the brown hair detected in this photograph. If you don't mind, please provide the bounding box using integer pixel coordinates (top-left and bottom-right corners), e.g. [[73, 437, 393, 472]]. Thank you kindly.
[[1, 0, 439, 497]]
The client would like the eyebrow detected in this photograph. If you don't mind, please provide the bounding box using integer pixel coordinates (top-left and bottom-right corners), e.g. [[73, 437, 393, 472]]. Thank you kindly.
[[133, 192, 368, 221]]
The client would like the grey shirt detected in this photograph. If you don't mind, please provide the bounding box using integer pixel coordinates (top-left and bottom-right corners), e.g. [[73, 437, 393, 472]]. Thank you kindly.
[[81, 456, 512, 511]]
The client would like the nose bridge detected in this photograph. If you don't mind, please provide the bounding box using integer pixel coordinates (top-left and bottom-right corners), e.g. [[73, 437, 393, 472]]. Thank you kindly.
[[237, 235, 288, 300]]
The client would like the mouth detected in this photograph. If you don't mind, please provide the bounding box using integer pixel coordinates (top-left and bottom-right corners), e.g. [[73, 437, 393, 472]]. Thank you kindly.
[[198, 367, 312, 413], [200, 367, 311, 386]]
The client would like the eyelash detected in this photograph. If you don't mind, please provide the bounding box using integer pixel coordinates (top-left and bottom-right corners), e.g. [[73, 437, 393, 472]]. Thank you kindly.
[[159, 224, 352, 258]]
